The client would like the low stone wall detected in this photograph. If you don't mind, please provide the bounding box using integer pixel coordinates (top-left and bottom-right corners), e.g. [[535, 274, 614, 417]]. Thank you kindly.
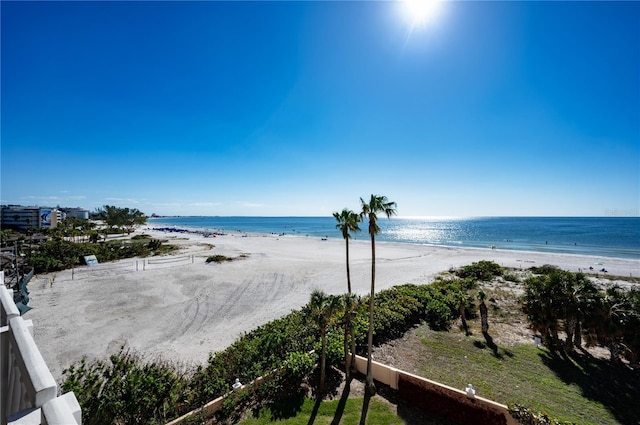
[[351, 354, 517, 425], [165, 395, 225, 425], [398, 373, 509, 425]]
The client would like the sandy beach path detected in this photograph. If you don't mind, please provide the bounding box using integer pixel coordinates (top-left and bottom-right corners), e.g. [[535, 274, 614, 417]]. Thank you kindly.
[[25, 229, 639, 382]]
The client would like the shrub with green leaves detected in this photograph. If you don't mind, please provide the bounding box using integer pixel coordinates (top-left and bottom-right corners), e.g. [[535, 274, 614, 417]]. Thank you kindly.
[[206, 254, 232, 263], [456, 260, 503, 281], [61, 347, 188, 425], [314, 329, 343, 367], [283, 351, 316, 382], [425, 298, 453, 331], [529, 264, 560, 275], [147, 239, 163, 250], [189, 310, 316, 408]]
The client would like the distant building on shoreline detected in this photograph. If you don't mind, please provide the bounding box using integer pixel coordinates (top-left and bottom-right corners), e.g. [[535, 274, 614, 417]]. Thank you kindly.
[[0, 205, 90, 230]]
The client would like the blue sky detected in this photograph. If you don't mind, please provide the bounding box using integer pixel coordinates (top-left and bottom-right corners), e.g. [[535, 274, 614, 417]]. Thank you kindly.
[[2, 1, 638, 217]]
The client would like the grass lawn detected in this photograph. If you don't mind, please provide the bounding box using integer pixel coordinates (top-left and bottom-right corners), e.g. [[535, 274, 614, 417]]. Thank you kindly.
[[415, 326, 639, 425], [239, 396, 403, 425]]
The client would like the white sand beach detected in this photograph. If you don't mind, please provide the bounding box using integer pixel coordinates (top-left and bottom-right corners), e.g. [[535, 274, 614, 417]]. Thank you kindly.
[[25, 228, 640, 382]]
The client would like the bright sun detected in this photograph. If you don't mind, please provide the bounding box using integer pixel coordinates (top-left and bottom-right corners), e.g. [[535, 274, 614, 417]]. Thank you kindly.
[[401, 0, 444, 28]]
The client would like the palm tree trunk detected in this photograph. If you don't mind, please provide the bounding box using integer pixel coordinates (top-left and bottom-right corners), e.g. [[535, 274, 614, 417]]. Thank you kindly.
[[350, 322, 357, 375], [346, 238, 352, 294], [480, 301, 489, 335], [564, 316, 576, 351], [344, 314, 350, 380], [345, 239, 357, 375], [551, 326, 560, 348], [366, 231, 376, 396], [460, 302, 469, 336], [574, 320, 582, 348], [320, 328, 327, 397]]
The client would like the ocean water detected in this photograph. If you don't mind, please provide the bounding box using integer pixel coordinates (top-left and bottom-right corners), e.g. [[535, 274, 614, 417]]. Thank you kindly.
[[147, 216, 640, 260]]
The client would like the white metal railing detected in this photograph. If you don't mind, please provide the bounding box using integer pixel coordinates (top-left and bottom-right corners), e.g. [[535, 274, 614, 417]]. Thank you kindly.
[[1, 272, 82, 425]]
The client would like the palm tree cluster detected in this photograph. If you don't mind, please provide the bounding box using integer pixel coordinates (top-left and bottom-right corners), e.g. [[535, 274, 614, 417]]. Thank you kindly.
[[325, 195, 397, 400], [522, 269, 640, 363], [303, 290, 352, 396]]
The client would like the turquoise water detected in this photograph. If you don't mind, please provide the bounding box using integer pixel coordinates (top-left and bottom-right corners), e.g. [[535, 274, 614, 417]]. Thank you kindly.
[[147, 216, 640, 260]]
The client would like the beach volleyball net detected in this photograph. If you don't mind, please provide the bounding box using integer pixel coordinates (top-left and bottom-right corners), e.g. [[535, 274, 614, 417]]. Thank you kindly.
[[68, 255, 194, 280]]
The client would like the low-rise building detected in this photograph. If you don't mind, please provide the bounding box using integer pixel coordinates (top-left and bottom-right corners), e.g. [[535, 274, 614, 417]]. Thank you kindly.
[[61, 207, 90, 220]]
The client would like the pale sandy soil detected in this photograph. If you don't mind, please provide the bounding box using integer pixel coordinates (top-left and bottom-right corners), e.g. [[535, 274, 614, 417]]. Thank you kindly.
[[25, 228, 639, 383]]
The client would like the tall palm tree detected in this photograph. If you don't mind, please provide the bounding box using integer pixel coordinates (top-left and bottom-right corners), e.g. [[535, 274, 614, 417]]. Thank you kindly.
[[304, 290, 341, 397], [333, 209, 361, 294], [360, 194, 396, 396], [333, 208, 361, 376]]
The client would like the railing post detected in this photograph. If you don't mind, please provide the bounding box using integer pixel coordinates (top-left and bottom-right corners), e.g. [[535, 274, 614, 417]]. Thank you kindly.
[[1, 325, 9, 425], [41, 392, 82, 425], [1, 277, 20, 425], [8, 316, 57, 409], [1, 283, 20, 327], [1, 272, 81, 425]]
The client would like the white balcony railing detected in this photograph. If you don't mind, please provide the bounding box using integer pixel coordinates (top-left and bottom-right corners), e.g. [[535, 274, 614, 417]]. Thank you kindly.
[[1, 272, 81, 425]]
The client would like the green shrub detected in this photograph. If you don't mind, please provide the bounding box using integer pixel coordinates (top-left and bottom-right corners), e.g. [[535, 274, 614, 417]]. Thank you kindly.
[[504, 272, 520, 282], [61, 347, 188, 425], [425, 298, 453, 331], [220, 385, 252, 420], [147, 239, 163, 250], [188, 310, 316, 408], [26, 239, 85, 272], [283, 351, 315, 382], [206, 255, 232, 263], [314, 330, 343, 366], [529, 264, 560, 275], [456, 260, 503, 281]]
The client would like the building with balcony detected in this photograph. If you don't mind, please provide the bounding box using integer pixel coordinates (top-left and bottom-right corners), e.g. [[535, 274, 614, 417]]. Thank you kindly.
[[0, 205, 89, 231]]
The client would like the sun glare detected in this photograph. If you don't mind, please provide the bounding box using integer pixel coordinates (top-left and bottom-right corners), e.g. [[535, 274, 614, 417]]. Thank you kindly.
[[401, 0, 444, 28]]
